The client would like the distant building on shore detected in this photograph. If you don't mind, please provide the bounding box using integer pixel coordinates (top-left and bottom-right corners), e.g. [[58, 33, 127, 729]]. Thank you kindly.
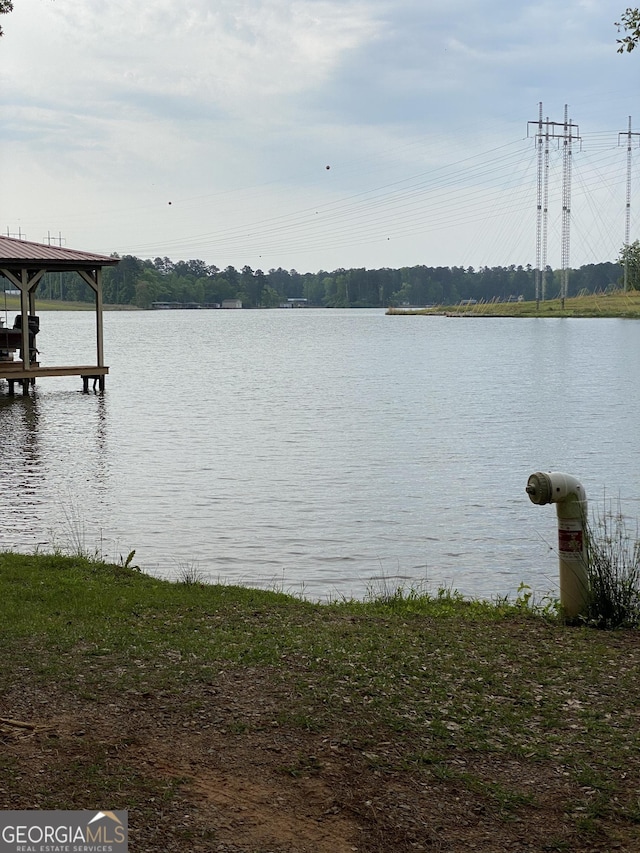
[[279, 298, 308, 308]]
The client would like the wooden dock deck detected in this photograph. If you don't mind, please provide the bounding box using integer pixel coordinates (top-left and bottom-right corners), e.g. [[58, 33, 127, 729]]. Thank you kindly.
[[0, 363, 109, 394]]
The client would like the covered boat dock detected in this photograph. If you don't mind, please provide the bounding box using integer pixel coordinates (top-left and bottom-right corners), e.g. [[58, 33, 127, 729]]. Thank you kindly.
[[0, 236, 119, 394]]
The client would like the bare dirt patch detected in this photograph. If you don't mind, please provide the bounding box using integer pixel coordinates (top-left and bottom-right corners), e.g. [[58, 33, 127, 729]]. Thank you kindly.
[[2, 668, 635, 853]]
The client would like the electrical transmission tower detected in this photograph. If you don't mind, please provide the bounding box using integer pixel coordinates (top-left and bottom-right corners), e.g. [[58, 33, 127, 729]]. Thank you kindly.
[[618, 117, 640, 291], [528, 104, 580, 307], [560, 106, 575, 308], [530, 104, 550, 307]]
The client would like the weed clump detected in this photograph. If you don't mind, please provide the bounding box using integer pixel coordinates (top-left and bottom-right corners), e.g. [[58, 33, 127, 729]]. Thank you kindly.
[[584, 505, 640, 629]]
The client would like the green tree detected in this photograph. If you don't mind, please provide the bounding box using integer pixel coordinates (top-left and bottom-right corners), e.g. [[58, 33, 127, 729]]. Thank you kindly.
[[266, 267, 290, 296], [322, 275, 337, 306], [260, 285, 280, 308], [390, 281, 412, 307], [619, 240, 640, 289], [302, 272, 324, 305], [213, 276, 237, 303], [134, 275, 159, 309], [102, 254, 146, 304], [0, 1, 13, 37], [241, 265, 265, 307], [224, 265, 239, 291], [616, 8, 640, 52], [334, 274, 349, 307]]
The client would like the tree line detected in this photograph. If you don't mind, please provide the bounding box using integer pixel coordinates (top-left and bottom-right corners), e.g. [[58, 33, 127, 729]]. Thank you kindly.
[[35, 256, 625, 308]]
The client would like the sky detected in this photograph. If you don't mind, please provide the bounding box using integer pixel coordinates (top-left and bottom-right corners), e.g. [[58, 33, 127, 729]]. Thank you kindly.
[[1, 0, 639, 274]]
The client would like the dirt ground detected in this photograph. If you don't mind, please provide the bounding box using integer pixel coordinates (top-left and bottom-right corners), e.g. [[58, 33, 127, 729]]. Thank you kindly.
[[2, 666, 634, 853]]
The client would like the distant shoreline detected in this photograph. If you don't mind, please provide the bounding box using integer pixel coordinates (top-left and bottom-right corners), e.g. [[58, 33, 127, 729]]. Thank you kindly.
[[387, 290, 640, 319]]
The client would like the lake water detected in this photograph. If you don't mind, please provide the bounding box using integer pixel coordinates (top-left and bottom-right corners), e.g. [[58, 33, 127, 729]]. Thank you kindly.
[[1, 308, 639, 602]]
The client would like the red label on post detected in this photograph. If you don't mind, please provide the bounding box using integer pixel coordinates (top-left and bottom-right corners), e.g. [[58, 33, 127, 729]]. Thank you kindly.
[[558, 527, 583, 555]]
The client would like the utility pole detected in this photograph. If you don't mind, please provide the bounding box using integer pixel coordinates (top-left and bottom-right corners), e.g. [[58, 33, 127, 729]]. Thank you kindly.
[[6, 227, 26, 239], [44, 231, 66, 299], [618, 117, 640, 291], [44, 231, 65, 248]]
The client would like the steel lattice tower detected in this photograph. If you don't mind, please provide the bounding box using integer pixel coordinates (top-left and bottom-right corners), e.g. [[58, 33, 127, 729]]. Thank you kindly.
[[528, 104, 579, 306], [535, 104, 544, 306], [542, 123, 549, 302], [560, 105, 572, 308], [618, 117, 640, 291]]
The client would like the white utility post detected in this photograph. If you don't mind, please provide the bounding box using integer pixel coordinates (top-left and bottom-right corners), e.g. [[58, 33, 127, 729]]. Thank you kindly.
[[526, 471, 589, 619]]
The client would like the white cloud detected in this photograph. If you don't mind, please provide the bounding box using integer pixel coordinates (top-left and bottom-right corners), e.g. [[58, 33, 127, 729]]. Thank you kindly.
[[17, 0, 383, 120]]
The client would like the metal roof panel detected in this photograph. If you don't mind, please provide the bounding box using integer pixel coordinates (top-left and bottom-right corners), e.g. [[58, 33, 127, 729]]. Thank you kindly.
[[0, 235, 119, 267]]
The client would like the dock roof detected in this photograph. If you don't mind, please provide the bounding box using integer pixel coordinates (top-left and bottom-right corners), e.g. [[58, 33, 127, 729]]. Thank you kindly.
[[0, 235, 119, 273]]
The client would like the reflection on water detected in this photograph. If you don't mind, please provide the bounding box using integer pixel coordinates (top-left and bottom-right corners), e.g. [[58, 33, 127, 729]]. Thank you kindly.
[[1, 310, 640, 601], [0, 395, 43, 538], [0, 384, 112, 555]]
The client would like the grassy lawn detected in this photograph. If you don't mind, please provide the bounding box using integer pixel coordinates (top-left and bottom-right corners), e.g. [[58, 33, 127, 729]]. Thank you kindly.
[[1, 552, 638, 852]]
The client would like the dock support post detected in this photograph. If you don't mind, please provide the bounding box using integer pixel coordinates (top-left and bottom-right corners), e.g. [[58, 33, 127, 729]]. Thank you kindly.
[[78, 267, 107, 392]]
